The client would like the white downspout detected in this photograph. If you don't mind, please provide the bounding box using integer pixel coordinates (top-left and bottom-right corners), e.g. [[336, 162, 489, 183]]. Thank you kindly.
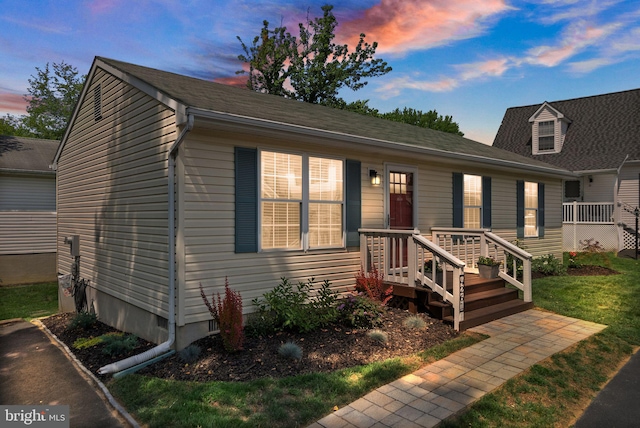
[[99, 114, 194, 375]]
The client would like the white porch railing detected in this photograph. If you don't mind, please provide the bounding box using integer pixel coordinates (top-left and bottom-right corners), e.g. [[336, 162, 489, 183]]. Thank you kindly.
[[431, 228, 533, 303], [359, 228, 466, 330], [563, 202, 615, 224]]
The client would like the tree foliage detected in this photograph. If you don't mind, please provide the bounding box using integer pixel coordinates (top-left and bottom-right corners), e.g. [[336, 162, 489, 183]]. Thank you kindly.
[[0, 114, 34, 137], [237, 5, 391, 106], [380, 107, 464, 136], [22, 61, 84, 140]]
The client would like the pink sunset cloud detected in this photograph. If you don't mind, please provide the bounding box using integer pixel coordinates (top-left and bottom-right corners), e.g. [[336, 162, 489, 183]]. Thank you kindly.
[[0, 92, 28, 115], [336, 0, 512, 55], [214, 74, 248, 88]]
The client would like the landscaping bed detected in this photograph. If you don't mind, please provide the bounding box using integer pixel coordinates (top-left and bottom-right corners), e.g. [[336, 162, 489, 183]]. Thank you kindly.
[[42, 307, 458, 383]]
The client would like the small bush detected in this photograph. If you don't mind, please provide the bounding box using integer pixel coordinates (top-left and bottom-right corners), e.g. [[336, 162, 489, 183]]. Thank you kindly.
[[252, 277, 339, 334], [337, 294, 384, 329], [580, 238, 604, 253], [101, 334, 138, 357], [367, 329, 388, 344], [278, 341, 303, 360], [532, 254, 567, 276], [178, 344, 201, 364], [67, 311, 98, 330], [200, 277, 244, 352], [403, 315, 427, 330], [73, 336, 104, 350], [355, 266, 393, 305]]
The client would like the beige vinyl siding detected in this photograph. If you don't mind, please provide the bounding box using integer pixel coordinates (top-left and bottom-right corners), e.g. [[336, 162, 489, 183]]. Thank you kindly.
[[619, 165, 640, 226], [0, 211, 56, 254], [583, 173, 616, 202], [0, 175, 56, 211], [57, 67, 175, 317], [181, 127, 565, 324]]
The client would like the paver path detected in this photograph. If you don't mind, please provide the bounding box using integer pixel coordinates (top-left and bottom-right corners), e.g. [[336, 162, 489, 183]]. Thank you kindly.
[[309, 309, 606, 428]]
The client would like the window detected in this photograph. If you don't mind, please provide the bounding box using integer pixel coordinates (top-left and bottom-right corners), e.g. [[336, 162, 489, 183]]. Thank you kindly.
[[260, 150, 344, 250], [517, 180, 544, 238], [524, 182, 538, 237], [537, 121, 555, 151], [464, 174, 482, 228]]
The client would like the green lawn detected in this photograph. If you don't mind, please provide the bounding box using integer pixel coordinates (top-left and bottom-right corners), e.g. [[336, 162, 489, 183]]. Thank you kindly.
[[0, 282, 59, 321]]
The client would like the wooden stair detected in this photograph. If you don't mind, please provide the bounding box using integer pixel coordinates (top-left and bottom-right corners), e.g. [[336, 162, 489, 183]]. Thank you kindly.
[[390, 273, 533, 331]]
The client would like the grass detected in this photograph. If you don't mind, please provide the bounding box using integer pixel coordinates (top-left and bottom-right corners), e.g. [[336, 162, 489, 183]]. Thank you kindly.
[[109, 333, 485, 427], [0, 282, 58, 321], [442, 252, 639, 427]]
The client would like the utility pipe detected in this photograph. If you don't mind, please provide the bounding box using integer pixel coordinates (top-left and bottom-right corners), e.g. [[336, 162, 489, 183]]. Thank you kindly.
[[99, 114, 194, 375]]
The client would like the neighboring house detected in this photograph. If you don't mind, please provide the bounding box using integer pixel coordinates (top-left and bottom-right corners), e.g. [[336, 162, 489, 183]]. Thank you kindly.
[[0, 135, 58, 285], [53, 57, 574, 356], [493, 89, 640, 253]]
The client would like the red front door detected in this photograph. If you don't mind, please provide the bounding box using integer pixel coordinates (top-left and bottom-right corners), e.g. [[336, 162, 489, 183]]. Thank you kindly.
[[389, 171, 413, 266]]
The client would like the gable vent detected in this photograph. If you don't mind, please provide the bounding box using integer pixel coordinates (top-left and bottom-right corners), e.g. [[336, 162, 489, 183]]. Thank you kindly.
[[93, 84, 102, 121]]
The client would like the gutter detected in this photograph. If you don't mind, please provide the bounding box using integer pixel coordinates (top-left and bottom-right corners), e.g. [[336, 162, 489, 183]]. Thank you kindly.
[[98, 114, 194, 375]]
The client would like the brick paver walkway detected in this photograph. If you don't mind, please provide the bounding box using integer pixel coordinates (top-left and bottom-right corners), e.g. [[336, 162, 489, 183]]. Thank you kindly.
[[309, 309, 606, 428]]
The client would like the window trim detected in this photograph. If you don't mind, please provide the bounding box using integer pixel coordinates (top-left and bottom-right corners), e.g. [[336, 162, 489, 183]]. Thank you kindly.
[[524, 181, 538, 237], [258, 148, 346, 252]]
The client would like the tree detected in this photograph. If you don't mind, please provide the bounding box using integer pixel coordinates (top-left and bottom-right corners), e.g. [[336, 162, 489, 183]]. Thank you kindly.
[[21, 61, 84, 140], [380, 107, 464, 136], [0, 114, 34, 137], [237, 5, 391, 105]]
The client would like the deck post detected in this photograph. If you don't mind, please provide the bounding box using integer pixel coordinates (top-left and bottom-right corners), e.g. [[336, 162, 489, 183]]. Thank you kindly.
[[523, 258, 532, 302], [360, 233, 368, 271], [408, 233, 416, 287]]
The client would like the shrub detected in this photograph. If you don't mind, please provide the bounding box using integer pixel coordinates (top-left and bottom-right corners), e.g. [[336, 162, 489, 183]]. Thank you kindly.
[[178, 344, 201, 364], [532, 254, 567, 276], [367, 329, 388, 344], [403, 315, 427, 330], [101, 334, 138, 357], [252, 277, 339, 334], [73, 336, 104, 350], [337, 294, 384, 329], [566, 251, 582, 269], [67, 311, 98, 330], [200, 277, 244, 352], [580, 238, 604, 253], [278, 341, 303, 360], [355, 266, 392, 305]]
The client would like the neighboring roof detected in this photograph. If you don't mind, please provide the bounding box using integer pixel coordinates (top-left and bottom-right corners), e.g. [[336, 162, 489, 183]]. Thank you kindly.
[[58, 56, 573, 178], [0, 135, 59, 174], [493, 89, 640, 172]]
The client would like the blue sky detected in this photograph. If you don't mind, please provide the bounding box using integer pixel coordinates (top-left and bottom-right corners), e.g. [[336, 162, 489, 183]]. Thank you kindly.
[[1, 0, 639, 144]]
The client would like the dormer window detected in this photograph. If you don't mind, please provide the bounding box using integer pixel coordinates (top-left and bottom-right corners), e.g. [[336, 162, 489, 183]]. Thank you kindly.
[[529, 102, 571, 155], [537, 121, 555, 151]]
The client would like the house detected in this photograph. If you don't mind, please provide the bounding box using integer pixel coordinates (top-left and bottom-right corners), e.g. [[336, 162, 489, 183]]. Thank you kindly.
[[52, 57, 574, 365], [0, 135, 58, 285], [493, 89, 640, 253]]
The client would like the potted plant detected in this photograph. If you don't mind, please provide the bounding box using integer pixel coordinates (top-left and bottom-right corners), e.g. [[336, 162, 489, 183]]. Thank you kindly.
[[477, 256, 501, 279]]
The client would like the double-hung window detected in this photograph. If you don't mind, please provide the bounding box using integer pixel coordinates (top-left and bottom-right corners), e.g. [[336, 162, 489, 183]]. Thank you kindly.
[[524, 182, 538, 237], [537, 121, 555, 151], [464, 174, 482, 229], [260, 150, 344, 250]]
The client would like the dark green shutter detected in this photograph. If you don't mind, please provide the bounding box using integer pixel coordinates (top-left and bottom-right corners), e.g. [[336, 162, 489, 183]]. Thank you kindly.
[[482, 176, 492, 229], [453, 172, 463, 228], [235, 147, 257, 253], [516, 180, 524, 238], [538, 183, 545, 237], [345, 159, 361, 247]]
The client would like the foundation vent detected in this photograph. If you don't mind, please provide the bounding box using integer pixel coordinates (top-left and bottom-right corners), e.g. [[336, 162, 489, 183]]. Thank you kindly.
[[156, 315, 168, 330]]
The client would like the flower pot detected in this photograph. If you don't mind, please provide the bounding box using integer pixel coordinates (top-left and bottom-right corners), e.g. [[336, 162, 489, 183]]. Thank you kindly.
[[478, 264, 500, 279]]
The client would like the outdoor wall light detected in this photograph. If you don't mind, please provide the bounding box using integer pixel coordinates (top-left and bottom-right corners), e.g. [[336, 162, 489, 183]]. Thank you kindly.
[[370, 169, 381, 186]]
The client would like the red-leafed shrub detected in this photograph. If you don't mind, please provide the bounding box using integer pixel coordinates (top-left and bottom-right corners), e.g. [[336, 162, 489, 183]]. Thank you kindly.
[[200, 278, 244, 352], [355, 266, 392, 305]]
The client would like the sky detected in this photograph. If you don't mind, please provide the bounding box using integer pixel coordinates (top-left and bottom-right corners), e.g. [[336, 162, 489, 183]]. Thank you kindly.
[[1, 0, 640, 145]]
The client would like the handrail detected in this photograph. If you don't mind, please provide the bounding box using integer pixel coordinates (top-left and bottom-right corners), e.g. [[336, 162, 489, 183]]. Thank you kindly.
[[482, 232, 532, 303]]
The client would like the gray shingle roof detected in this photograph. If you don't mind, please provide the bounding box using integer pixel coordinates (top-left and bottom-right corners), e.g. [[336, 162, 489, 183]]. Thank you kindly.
[[0, 135, 59, 173], [95, 57, 571, 176], [493, 89, 640, 171]]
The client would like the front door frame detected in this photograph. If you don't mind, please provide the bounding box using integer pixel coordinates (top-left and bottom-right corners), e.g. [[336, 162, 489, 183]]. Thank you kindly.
[[384, 163, 418, 230]]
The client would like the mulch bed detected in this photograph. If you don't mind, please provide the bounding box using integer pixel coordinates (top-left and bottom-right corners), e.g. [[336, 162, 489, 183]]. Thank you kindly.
[[41, 307, 458, 383]]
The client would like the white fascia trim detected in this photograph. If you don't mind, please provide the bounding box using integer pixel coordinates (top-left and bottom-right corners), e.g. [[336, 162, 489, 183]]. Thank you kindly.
[[528, 102, 571, 123], [187, 107, 576, 179]]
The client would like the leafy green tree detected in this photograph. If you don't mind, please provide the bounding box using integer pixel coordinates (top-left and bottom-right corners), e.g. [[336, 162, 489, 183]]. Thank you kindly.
[[22, 61, 84, 140], [381, 107, 464, 136], [0, 114, 34, 137], [237, 5, 391, 105]]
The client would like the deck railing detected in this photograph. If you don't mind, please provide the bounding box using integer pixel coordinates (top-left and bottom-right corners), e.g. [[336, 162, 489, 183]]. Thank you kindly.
[[359, 228, 466, 330], [431, 228, 532, 303], [563, 202, 615, 224]]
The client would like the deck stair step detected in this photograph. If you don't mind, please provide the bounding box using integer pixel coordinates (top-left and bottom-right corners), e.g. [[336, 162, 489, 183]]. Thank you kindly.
[[464, 287, 519, 312], [444, 299, 534, 331]]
